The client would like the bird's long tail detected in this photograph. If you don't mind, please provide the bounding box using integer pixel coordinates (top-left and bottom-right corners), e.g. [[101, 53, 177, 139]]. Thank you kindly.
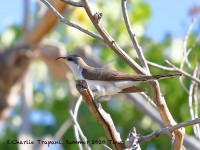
[[132, 73, 182, 82]]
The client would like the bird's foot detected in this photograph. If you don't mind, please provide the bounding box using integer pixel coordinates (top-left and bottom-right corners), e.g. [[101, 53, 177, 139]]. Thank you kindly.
[[94, 96, 103, 109]]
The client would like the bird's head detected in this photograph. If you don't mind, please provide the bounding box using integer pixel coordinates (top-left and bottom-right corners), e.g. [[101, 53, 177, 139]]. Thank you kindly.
[[56, 55, 86, 79]]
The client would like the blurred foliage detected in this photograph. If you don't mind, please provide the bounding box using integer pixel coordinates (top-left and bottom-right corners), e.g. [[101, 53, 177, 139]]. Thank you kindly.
[[0, 0, 200, 150], [0, 25, 22, 48]]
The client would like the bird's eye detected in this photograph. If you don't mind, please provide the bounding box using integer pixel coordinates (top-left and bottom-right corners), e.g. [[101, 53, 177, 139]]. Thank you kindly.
[[67, 57, 73, 61]]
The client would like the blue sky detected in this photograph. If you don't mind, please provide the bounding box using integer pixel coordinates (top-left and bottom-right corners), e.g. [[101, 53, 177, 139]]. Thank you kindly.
[[0, 0, 199, 42], [145, 0, 199, 41]]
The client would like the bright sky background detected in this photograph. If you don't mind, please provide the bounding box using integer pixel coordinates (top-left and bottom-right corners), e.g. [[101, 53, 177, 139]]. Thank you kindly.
[[0, 0, 199, 42], [145, 0, 199, 41]]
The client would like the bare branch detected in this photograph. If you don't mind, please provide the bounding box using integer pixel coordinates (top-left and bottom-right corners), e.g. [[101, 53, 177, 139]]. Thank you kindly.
[[140, 92, 156, 108], [188, 64, 198, 120], [147, 60, 190, 93], [76, 80, 123, 150], [193, 64, 199, 120], [147, 60, 200, 85], [72, 96, 84, 150], [147, 60, 191, 93], [60, 0, 83, 7], [188, 63, 200, 139], [147, 60, 175, 71], [165, 60, 200, 84], [138, 118, 200, 143], [147, 61, 188, 93], [188, 34, 200, 51], [54, 118, 72, 139], [121, 0, 149, 72], [40, 0, 104, 42], [82, 0, 147, 74], [70, 110, 91, 150], [103, 144, 113, 150], [179, 77, 189, 94], [73, 96, 83, 119], [74, 125, 83, 150], [125, 127, 141, 150], [193, 79, 199, 119], [181, 19, 196, 69], [193, 78, 200, 139]]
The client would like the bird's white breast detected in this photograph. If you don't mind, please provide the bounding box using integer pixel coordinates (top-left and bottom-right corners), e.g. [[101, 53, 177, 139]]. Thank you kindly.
[[86, 80, 137, 97]]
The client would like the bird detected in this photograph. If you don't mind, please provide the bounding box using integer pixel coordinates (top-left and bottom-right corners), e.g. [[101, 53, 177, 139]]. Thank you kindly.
[[56, 55, 181, 100]]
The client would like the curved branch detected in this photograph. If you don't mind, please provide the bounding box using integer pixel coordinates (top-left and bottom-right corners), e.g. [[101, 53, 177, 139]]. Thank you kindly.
[[40, 0, 104, 42], [165, 60, 200, 84], [70, 110, 91, 150], [60, 0, 83, 7], [121, 0, 149, 72], [76, 80, 123, 150], [139, 118, 200, 143]]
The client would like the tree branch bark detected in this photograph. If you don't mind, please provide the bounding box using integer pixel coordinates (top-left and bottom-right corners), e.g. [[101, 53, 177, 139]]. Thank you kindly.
[[76, 80, 123, 150]]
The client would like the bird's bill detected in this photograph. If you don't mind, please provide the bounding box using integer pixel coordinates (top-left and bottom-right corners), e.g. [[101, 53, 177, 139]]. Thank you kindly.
[[56, 57, 66, 61]]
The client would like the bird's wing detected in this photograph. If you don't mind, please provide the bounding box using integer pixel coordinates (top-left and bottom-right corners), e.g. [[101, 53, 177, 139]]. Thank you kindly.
[[82, 68, 143, 81], [82, 67, 182, 81]]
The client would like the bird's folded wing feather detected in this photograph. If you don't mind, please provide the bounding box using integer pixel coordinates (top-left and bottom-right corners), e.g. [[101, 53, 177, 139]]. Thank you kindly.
[[82, 68, 145, 81], [82, 68, 181, 81]]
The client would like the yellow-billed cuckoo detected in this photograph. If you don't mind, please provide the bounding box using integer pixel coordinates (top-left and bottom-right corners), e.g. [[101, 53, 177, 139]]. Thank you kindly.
[[57, 55, 181, 99]]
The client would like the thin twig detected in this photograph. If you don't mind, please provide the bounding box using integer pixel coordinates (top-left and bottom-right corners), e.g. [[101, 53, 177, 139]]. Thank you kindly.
[[147, 60, 175, 71], [179, 19, 197, 94], [193, 79, 199, 120], [194, 64, 200, 119], [72, 96, 83, 150], [188, 69, 196, 120], [193, 68, 200, 139], [73, 96, 83, 119], [73, 125, 83, 150], [138, 118, 200, 143], [179, 77, 189, 94], [54, 118, 72, 139], [70, 110, 91, 150], [165, 60, 200, 84], [188, 34, 200, 52], [60, 0, 83, 7], [181, 19, 196, 69], [188, 63, 200, 139], [121, 0, 149, 72], [140, 92, 156, 108], [179, 48, 192, 93], [103, 144, 113, 150], [147, 60, 191, 93], [40, 0, 104, 42]]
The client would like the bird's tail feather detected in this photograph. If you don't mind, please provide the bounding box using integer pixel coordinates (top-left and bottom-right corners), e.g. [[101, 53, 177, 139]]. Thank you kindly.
[[132, 73, 182, 82]]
